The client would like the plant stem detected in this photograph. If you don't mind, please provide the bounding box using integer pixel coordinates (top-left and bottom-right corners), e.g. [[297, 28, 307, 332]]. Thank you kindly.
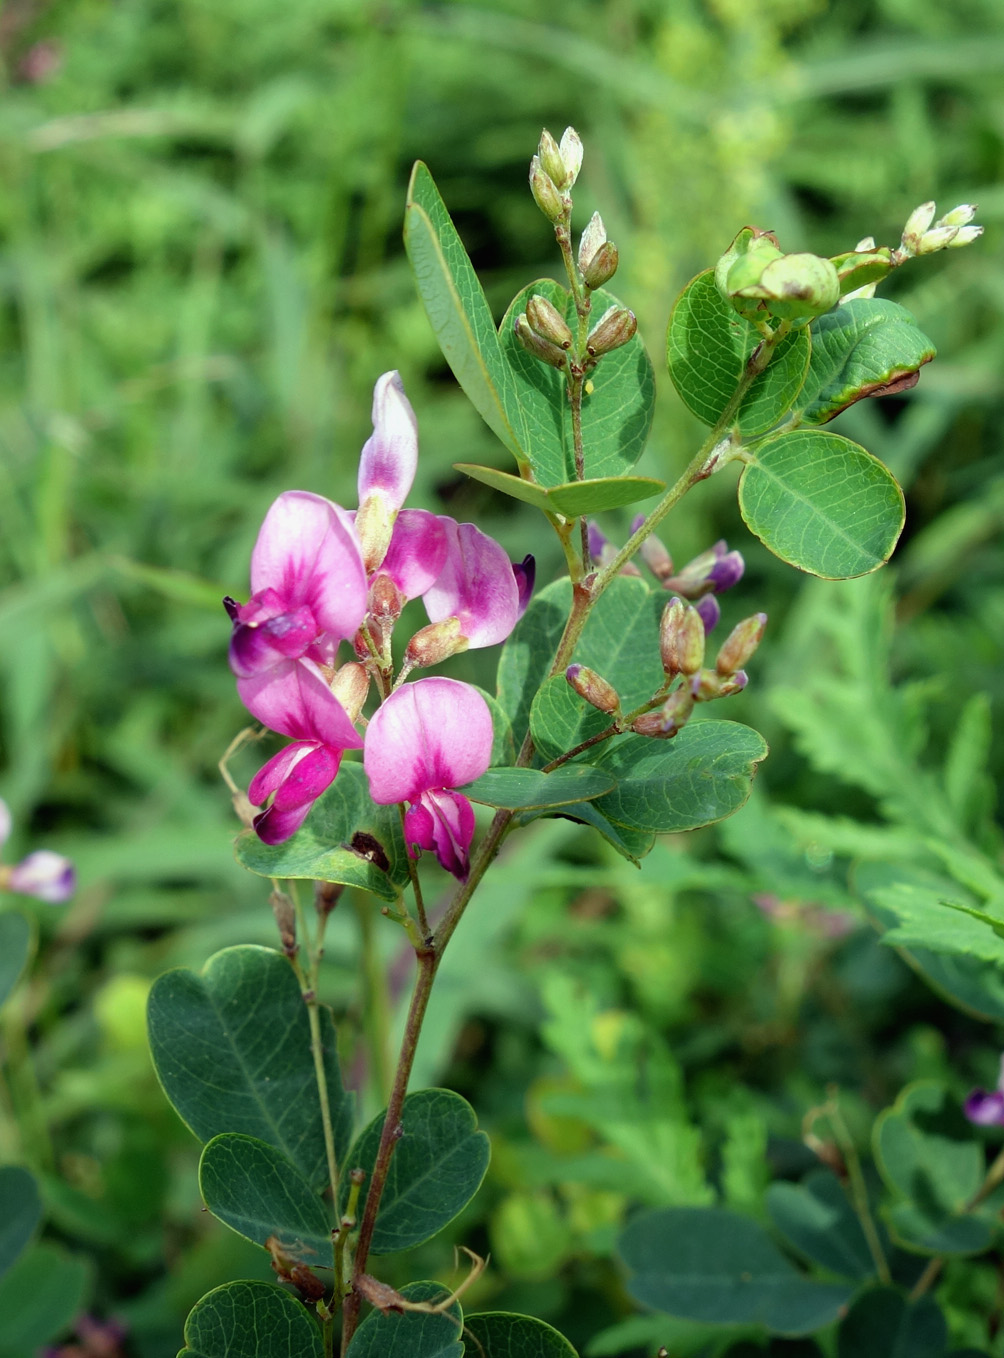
[[354, 893, 392, 1108], [825, 1091, 891, 1286]]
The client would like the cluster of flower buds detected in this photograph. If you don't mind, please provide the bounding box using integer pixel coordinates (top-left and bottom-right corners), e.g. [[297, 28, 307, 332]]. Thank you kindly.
[[529, 127, 582, 224], [895, 201, 982, 261], [224, 373, 533, 878], [716, 228, 840, 323], [0, 798, 75, 903], [578, 212, 618, 291], [964, 1054, 1004, 1127], [514, 293, 573, 371]]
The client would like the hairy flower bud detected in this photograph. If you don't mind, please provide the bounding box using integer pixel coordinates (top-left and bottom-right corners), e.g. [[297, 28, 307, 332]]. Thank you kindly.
[[526, 293, 573, 349], [514, 314, 569, 369], [559, 127, 583, 187], [330, 661, 370, 722], [715, 613, 767, 677], [404, 616, 467, 670], [660, 598, 706, 678], [901, 201, 937, 253], [529, 155, 564, 223], [566, 664, 620, 715], [632, 686, 694, 739], [578, 211, 607, 271], [537, 129, 566, 189], [586, 305, 637, 357], [583, 240, 619, 290], [937, 203, 978, 229]]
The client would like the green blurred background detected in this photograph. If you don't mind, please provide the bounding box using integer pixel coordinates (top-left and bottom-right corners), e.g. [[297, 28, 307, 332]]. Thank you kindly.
[[2, 0, 1004, 1353]]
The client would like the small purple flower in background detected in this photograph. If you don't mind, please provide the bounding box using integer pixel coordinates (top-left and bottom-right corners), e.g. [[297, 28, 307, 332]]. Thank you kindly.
[[0, 798, 75, 903], [964, 1055, 1004, 1127], [364, 678, 493, 880], [225, 490, 368, 680]]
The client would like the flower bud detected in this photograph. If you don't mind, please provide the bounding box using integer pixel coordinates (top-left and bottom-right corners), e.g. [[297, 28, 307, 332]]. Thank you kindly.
[[586, 305, 637, 357], [937, 203, 978, 229], [330, 661, 370, 722], [631, 519, 673, 582], [559, 127, 583, 186], [946, 225, 983, 248], [632, 686, 694, 739], [695, 594, 720, 633], [354, 494, 395, 575], [831, 247, 892, 298], [901, 201, 937, 253], [736, 253, 840, 321], [537, 129, 566, 189], [404, 616, 467, 670], [566, 664, 620, 715], [715, 613, 767, 677], [514, 314, 568, 370], [660, 598, 705, 677], [916, 225, 960, 254], [667, 541, 744, 598], [526, 293, 573, 349], [583, 240, 619, 290], [578, 211, 607, 271], [529, 155, 564, 224]]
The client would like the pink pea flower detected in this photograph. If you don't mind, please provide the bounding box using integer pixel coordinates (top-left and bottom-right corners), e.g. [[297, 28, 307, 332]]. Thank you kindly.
[[405, 520, 534, 670], [0, 798, 75, 903], [242, 661, 364, 845], [355, 371, 419, 573], [964, 1055, 1004, 1127], [225, 490, 368, 680], [364, 678, 493, 880]]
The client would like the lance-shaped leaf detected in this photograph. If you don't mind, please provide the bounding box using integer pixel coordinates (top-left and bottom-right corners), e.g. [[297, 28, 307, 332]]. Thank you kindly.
[[340, 1089, 490, 1254], [199, 1134, 332, 1256], [454, 463, 664, 516], [345, 1281, 463, 1358], [739, 430, 905, 578], [235, 762, 409, 902], [147, 945, 354, 1189], [405, 161, 527, 466], [463, 1312, 579, 1357], [667, 270, 810, 436], [498, 280, 656, 487], [618, 1206, 852, 1334], [794, 299, 936, 425], [180, 1281, 323, 1358], [0, 911, 33, 1011], [460, 765, 615, 810], [0, 1167, 41, 1280], [592, 721, 768, 834]]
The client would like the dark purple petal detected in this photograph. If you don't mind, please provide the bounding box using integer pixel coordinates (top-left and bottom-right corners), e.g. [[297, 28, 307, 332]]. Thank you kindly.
[[229, 606, 318, 678], [707, 549, 745, 592], [512, 555, 535, 619], [587, 521, 610, 564], [964, 1089, 1004, 1126], [695, 594, 721, 633], [404, 788, 476, 880]]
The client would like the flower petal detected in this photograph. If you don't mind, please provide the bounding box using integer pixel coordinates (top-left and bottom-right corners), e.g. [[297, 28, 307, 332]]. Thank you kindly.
[[404, 789, 476, 880], [364, 677, 493, 805], [964, 1089, 1004, 1127], [423, 519, 520, 648], [9, 850, 75, 903], [357, 371, 419, 513], [239, 660, 363, 749], [378, 509, 448, 600], [250, 743, 343, 844]]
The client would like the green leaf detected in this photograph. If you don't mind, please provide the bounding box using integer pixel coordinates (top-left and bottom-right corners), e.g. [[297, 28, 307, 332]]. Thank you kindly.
[[530, 676, 612, 764], [618, 1206, 853, 1334], [0, 1243, 90, 1358], [199, 1133, 331, 1256], [667, 270, 810, 435], [866, 879, 1004, 967], [341, 1089, 490, 1254], [179, 1280, 323, 1358], [767, 1170, 877, 1281], [550, 799, 656, 865], [592, 721, 768, 833], [345, 1281, 463, 1358], [461, 765, 615, 810], [454, 463, 664, 516], [874, 1082, 990, 1256], [739, 431, 905, 578], [497, 579, 570, 747], [405, 161, 526, 465], [498, 280, 656, 486], [836, 1287, 947, 1358], [0, 1167, 41, 1280], [795, 299, 936, 425], [234, 762, 408, 902], [463, 1311, 579, 1357], [0, 911, 33, 1011], [147, 945, 353, 1190]]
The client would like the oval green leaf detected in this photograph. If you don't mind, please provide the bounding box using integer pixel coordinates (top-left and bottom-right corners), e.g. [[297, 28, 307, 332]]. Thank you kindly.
[[199, 1133, 331, 1257], [667, 270, 810, 436], [618, 1206, 852, 1334], [405, 161, 527, 466], [0, 1166, 41, 1280], [463, 1312, 579, 1357], [234, 762, 408, 902], [147, 945, 353, 1189], [180, 1280, 323, 1358], [766, 1170, 877, 1281], [345, 1281, 462, 1358], [0, 1242, 91, 1356], [794, 298, 936, 425], [340, 1089, 490, 1254], [461, 765, 614, 810], [499, 279, 656, 487], [454, 463, 664, 516], [0, 911, 33, 1011], [836, 1288, 946, 1358], [593, 720, 768, 834], [739, 430, 905, 578]]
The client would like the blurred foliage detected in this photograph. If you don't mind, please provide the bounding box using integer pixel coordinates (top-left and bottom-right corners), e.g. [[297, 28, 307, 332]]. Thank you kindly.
[[1, 0, 1004, 1353]]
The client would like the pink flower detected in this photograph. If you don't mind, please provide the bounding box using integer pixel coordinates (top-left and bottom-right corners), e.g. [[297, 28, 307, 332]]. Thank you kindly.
[[0, 798, 75, 903], [226, 491, 367, 680], [242, 662, 364, 844], [364, 678, 493, 880]]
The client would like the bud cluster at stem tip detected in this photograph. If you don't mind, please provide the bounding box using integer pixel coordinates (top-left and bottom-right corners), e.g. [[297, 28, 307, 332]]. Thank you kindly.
[[529, 127, 582, 224]]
